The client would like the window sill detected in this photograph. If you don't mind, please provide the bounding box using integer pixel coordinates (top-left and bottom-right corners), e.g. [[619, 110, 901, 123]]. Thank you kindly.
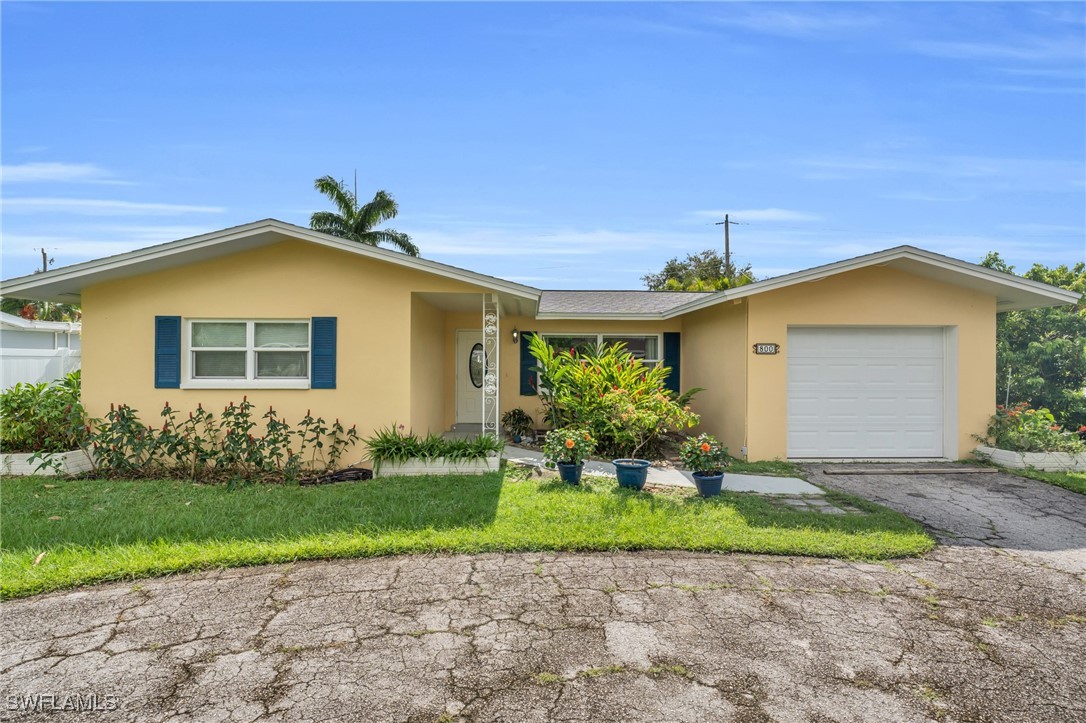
[[181, 380, 311, 390]]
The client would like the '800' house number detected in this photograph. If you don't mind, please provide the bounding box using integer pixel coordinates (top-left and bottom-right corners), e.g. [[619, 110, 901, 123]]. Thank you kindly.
[[752, 343, 780, 355]]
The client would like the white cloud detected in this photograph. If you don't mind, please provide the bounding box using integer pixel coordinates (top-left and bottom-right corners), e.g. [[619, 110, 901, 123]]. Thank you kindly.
[[796, 154, 1084, 192], [1, 234, 148, 260], [1, 198, 227, 215], [411, 227, 707, 258], [1, 162, 124, 184], [691, 208, 823, 223], [911, 36, 1083, 63], [701, 7, 881, 38], [981, 84, 1083, 95]]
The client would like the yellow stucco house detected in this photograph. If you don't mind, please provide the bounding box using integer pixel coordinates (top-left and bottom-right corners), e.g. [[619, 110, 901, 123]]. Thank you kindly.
[[2, 219, 1076, 461]]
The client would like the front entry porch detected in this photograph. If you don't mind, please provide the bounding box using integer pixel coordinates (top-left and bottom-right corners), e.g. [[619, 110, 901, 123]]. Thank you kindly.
[[410, 291, 518, 441]]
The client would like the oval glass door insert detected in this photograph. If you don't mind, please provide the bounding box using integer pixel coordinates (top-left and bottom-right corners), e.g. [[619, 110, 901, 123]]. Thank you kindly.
[[469, 343, 485, 388]]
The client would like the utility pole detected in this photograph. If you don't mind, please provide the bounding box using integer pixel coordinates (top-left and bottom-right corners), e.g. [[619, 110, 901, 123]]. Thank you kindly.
[[35, 249, 53, 274], [714, 214, 734, 282]]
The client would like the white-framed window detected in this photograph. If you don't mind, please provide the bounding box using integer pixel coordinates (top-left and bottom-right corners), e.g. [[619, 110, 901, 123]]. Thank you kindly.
[[183, 319, 310, 389], [539, 333, 662, 365]]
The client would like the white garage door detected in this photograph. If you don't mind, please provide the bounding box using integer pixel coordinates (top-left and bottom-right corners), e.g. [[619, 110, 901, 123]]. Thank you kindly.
[[787, 327, 945, 458]]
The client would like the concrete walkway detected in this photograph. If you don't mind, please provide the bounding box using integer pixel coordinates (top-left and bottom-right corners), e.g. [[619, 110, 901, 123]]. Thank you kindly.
[[503, 445, 822, 495]]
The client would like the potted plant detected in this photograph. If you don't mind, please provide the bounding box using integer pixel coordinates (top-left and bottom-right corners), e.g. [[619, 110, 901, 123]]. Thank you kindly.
[[679, 433, 729, 497], [501, 408, 535, 444], [612, 458, 651, 490], [542, 426, 596, 485]]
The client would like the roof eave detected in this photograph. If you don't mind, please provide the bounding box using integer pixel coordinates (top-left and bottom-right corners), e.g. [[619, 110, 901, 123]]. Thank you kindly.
[[663, 246, 1081, 317], [534, 312, 667, 321], [0, 219, 543, 304]]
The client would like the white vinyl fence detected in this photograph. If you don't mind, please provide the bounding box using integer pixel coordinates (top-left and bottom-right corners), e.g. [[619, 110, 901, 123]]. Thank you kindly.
[[0, 314, 81, 388]]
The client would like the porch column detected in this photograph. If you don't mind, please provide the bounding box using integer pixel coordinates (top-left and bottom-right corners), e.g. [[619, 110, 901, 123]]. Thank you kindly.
[[482, 294, 500, 439]]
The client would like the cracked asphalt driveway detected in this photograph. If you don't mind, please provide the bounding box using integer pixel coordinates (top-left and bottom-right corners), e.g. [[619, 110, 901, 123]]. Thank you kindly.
[[2, 469, 1084, 722], [807, 465, 1086, 576]]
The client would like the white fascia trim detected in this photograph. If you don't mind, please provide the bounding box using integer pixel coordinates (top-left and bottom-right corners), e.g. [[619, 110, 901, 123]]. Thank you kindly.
[[0, 219, 543, 303], [534, 312, 667, 321], [662, 245, 1080, 318], [0, 220, 279, 295]]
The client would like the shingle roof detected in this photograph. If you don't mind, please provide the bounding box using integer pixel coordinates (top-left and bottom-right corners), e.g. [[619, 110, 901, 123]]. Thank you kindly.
[[538, 290, 717, 316]]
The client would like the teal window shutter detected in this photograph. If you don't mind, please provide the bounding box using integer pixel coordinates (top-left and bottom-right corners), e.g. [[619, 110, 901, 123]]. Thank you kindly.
[[662, 332, 681, 394], [154, 316, 182, 389], [311, 317, 337, 389], [520, 331, 537, 396]]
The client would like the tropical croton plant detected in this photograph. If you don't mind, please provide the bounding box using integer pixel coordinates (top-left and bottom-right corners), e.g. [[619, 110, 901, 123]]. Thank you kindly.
[[542, 426, 597, 466], [976, 403, 1086, 453], [679, 433, 730, 475]]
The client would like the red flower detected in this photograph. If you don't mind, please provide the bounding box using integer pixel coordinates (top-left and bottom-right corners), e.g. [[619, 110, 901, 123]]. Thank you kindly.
[[700, 443, 711, 452], [565, 438, 575, 449], [1079, 426, 1086, 433]]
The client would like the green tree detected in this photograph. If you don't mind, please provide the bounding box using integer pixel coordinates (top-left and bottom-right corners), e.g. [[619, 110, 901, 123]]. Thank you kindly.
[[642, 249, 755, 291], [309, 175, 419, 257], [980, 252, 1086, 428], [1, 297, 81, 322]]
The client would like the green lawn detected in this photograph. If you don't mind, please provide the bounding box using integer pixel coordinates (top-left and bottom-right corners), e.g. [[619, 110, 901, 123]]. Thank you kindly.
[[0, 467, 933, 599], [1008, 468, 1086, 496]]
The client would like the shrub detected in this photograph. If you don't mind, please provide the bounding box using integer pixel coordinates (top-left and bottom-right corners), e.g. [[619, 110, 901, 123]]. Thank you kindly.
[[678, 434, 729, 474], [362, 425, 503, 473], [500, 408, 535, 438], [542, 427, 597, 466], [529, 336, 699, 458], [0, 371, 87, 453], [91, 398, 360, 482], [975, 403, 1086, 453]]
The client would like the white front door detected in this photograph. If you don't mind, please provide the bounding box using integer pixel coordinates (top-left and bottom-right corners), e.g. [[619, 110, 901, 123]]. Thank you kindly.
[[456, 330, 484, 424], [786, 327, 946, 458]]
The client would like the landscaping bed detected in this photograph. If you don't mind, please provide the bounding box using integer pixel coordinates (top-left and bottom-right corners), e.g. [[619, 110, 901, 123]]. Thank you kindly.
[[0, 467, 933, 599], [974, 445, 1086, 472]]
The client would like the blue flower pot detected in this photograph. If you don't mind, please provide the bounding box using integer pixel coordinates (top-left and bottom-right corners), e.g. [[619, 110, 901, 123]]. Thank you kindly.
[[557, 462, 584, 485], [613, 459, 651, 490], [692, 471, 724, 498]]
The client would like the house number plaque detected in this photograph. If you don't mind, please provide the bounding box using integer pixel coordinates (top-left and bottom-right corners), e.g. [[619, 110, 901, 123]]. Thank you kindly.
[[752, 343, 780, 355]]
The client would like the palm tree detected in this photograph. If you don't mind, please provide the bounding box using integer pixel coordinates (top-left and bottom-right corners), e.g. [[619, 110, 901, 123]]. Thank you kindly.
[[309, 175, 419, 257]]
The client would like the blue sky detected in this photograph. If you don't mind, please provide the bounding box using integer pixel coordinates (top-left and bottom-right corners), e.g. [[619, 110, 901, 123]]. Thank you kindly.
[[2, 2, 1084, 288]]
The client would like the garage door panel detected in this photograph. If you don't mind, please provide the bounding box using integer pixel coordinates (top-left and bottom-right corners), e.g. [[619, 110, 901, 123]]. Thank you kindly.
[[904, 362, 940, 383], [905, 398, 942, 418], [787, 327, 945, 458]]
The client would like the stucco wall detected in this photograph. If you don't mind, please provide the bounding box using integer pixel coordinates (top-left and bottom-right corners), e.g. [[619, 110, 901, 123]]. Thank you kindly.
[[410, 295, 447, 435], [81, 239, 486, 451], [681, 300, 748, 457], [744, 266, 996, 461]]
